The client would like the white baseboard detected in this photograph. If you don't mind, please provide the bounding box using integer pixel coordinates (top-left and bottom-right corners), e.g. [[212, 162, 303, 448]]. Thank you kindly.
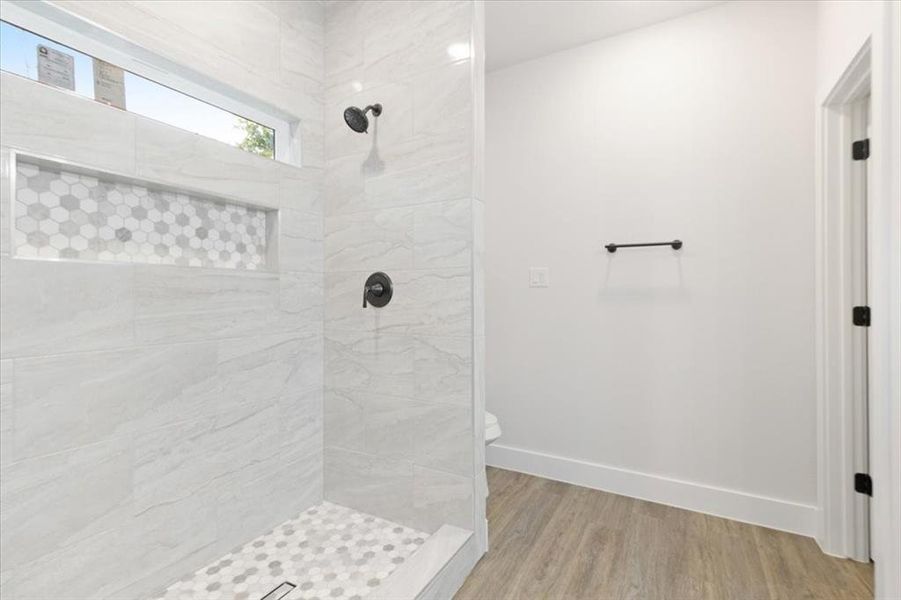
[[486, 443, 817, 538]]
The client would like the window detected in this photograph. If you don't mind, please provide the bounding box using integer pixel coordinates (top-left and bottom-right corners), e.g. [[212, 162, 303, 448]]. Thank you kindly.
[[1, 18, 286, 161]]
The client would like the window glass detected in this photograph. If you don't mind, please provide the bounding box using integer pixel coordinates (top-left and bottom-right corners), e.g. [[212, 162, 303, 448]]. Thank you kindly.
[[0, 20, 275, 158]]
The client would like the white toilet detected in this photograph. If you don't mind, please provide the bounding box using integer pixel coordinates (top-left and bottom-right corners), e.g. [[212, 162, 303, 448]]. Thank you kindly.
[[482, 412, 501, 506], [485, 411, 502, 445]]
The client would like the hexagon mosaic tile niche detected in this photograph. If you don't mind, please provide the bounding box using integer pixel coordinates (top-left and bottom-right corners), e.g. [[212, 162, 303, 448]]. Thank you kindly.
[[13, 159, 269, 269]]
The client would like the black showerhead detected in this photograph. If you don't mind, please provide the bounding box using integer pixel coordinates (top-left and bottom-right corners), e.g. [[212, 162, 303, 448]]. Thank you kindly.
[[343, 103, 382, 133]]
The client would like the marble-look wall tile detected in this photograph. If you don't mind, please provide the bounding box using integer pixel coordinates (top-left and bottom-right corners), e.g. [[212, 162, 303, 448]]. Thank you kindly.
[[325, 268, 471, 336], [279, 208, 324, 273], [412, 59, 473, 138], [378, 127, 471, 176], [297, 118, 326, 169], [133, 394, 315, 516], [361, 1, 471, 83], [325, 206, 414, 272], [0, 361, 12, 466], [100, 495, 221, 600], [325, 446, 413, 527], [5, 524, 136, 600], [215, 332, 323, 412], [357, 0, 415, 79], [0, 74, 137, 175], [0, 256, 134, 358], [326, 389, 418, 460], [5, 263, 322, 453], [324, 0, 363, 81], [131, 418, 214, 514], [323, 132, 470, 217], [324, 387, 365, 452], [414, 335, 471, 407], [325, 200, 470, 272], [413, 199, 472, 269], [215, 449, 322, 554], [280, 271, 325, 329], [0, 438, 133, 572], [280, 387, 324, 459], [365, 155, 471, 212], [413, 403, 472, 476], [0, 148, 10, 256], [274, 70, 325, 131], [148, 2, 280, 79], [413, 466, 473, 532], [275, 0, 325, 83], [0, 562, 9, 600], [324, 153, 364, 215], [389, 268, 472, 337], [133, 265, 282, 343], [361, 393, 419, 461], [278, 164, 323, 214], [11, 343, 217, 461], [135, 119, 280, 209], [325, 329, 415, 397], [8, 491, 219, 600], [325, 388, 471, 474]]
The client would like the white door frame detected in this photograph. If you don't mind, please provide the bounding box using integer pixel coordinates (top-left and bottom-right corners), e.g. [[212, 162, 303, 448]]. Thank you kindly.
[[817, 6, 901, 597], [815, 40, 871, 562]]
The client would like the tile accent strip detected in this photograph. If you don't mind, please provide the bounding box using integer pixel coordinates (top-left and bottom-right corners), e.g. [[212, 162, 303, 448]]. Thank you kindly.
[[13, 159, 269, 269]]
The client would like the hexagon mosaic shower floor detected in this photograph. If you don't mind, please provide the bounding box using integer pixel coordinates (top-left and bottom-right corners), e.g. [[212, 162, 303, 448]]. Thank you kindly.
[[155, 501, 428, 600]]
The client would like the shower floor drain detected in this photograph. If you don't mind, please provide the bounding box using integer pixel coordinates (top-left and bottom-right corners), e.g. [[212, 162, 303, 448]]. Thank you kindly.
[[260, 581, 296, 600], [156, 501, 428, 600]]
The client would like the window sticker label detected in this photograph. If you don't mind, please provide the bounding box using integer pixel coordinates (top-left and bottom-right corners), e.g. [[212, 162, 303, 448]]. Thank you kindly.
[[93, 58, 126, 109], [36, 44, 75, 90]]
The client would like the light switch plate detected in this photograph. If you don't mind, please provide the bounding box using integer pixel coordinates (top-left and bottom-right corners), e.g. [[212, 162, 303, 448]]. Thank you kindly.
[[529, 267, 549, 287]]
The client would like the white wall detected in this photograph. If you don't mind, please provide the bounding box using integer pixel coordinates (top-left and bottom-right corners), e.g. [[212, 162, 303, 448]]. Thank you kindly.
[[485, 0, 819, 533]]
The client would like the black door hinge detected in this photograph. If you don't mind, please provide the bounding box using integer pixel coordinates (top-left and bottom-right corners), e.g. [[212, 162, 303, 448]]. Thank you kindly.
[[855, 473, 872, 496], [852, 138, 870, 160], [853, 306, 871, 326]]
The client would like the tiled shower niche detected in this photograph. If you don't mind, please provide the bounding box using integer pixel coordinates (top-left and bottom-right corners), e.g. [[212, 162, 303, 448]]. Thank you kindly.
[[12, 155, 274, 270]]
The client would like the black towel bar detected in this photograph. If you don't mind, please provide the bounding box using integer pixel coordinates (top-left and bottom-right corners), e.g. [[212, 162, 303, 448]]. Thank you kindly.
[[605, 240, 682, 253]]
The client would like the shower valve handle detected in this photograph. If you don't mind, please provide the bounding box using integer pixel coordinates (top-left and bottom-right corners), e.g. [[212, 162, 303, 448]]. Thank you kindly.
[[362, 272, 393, 308], [362, 283, 384, 308]]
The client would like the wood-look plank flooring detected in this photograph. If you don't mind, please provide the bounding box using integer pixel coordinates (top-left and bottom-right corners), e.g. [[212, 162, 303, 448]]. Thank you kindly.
[[456, 468, 873, 600]]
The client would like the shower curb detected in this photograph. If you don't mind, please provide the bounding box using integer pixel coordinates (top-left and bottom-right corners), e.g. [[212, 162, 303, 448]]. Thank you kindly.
[[370, 525, 477, 600]]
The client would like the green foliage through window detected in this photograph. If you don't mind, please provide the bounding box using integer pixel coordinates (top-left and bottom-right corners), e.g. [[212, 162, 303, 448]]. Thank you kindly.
[[236, 118, 275, 158]]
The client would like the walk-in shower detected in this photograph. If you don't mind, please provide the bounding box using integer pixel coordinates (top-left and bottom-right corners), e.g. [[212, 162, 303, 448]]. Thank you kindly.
[[0, 1, 485, 599]]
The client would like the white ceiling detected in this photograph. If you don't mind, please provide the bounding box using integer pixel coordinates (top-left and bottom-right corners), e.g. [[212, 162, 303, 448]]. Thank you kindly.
[[486, 0, 725, 72]]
